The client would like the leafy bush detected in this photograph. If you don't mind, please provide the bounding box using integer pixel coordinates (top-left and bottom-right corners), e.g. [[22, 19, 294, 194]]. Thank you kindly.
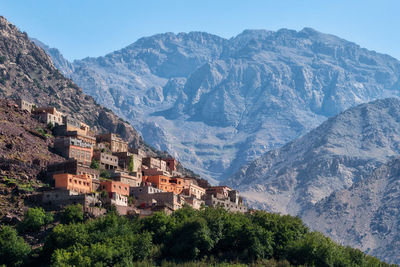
[[18, 207, 53, 233], [100, 169, 111, 179], [90, 158, 100, 170], [60, 204, 84, 224], [0, 225, 31, 267]]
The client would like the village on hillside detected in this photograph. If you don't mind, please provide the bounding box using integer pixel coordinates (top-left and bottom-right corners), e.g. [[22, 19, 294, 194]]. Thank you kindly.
[[15, 98, 248, 217]]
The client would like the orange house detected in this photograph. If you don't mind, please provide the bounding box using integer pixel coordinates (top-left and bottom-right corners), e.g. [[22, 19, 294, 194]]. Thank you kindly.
[[53, 173, 92, 194], [169, 177, 184, 194], [100, 181, 129, 196], [144, 175, 183, 194]]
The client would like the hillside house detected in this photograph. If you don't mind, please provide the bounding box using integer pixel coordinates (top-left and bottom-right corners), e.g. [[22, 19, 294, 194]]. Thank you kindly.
[[110, 170, 142, 187], [54, 137, 93, 166], [16, 98, 34, 112], [53, 173, 93, 194], [32, 106, 64, 126], [96, 133, 128, 153], [93, 151, 119, 170]]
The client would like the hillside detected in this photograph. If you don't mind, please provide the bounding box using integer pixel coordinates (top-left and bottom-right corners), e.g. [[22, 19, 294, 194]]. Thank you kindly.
[[226, 98, 400, 213], [37, 28, 400, 182], [225, 98, 400, 264], [0, 98, 63, 220], [302, 158, 400, 264], [0, 16, 144, 148]]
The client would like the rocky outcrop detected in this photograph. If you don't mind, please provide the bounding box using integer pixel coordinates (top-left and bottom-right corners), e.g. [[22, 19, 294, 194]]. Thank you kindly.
[[39, 27, 400, 182], [225, 98, 400, 263], [302, 158, 400, 264], [0, 16, 143, 148], [226, 98, 400, 214]]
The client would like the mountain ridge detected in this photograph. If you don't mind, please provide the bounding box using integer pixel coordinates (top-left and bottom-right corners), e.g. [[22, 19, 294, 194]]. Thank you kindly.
[[34, 26, 400, 183]]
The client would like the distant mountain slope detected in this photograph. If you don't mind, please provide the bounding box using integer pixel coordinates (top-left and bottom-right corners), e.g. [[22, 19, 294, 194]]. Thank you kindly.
[[226, 98, 400, 215], [38, 27, 400, 183], [302, 158, 400, 264], [0, 16, 143, 148]]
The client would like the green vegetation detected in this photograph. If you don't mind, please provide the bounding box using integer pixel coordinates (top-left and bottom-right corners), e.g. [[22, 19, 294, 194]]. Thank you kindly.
[[100, 169, 111, 179], [1, 176, 35, 192], [60, 204, 84, 224], [129, 155, 135, 172], [35, 127, 53, 138], [47, 122, 54, 131], [90, 158, 100, 170], [0, 226, 31, 267], [0, 206, 396, 266], [17, 207, 53, 233]]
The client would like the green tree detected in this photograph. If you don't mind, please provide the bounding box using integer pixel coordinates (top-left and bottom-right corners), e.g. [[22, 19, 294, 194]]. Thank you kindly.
[[286, 231, 341, 267], [60, 204, 84, 224], [90, 158, 100, 170], [100, 169, 111, 179], [0, 226, 31, 267], [18, 207, 53, 233], [166, 217, 214, 260]]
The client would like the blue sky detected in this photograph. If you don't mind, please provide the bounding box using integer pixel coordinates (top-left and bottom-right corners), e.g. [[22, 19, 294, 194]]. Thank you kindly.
[[1, 0, 400, 61]]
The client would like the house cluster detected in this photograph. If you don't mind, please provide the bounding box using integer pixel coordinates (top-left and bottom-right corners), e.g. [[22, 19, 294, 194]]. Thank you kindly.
[[17, 99, 248, 216]]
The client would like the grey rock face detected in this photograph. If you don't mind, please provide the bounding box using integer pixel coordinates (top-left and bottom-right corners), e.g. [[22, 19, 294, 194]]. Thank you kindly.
[[302, 157, 400, 264], [226, 98, 400, 263], [38, 28, 400, 183], [226, 98, 400, 213]]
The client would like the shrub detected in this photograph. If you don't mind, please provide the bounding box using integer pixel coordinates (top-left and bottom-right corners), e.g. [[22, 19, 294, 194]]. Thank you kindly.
[[18, 207, 53, 233], [0, 225, 31, 266], [60, 204, 84, 224], [90, 159, 100, 170]]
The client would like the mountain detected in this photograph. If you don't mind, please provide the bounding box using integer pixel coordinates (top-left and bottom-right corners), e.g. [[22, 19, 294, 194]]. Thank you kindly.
[[38, 28, 400, 183], [30, 38, 74, 76], [302, 158, 400, 264], [0, 16, 144, 148], [226, 98, 400, 214]]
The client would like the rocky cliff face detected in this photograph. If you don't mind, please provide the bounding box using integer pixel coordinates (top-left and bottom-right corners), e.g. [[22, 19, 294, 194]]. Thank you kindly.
[[302, 158, 400, 264], [226, 98, 400, 264], [0, 16, 144, 148], [38, 28, 400, 182], [226, 98, 400, 213]]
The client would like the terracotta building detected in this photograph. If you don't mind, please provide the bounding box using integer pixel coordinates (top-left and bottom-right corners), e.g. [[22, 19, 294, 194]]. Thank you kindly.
[[54, 137, 93, 166], [53, 173, 93, 194], [96, 133, 128, 153], [46, 159, 100, 180], [165, 158, 177, 172], [144, 175, 184, 194], [100, 180, 130, 196]]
